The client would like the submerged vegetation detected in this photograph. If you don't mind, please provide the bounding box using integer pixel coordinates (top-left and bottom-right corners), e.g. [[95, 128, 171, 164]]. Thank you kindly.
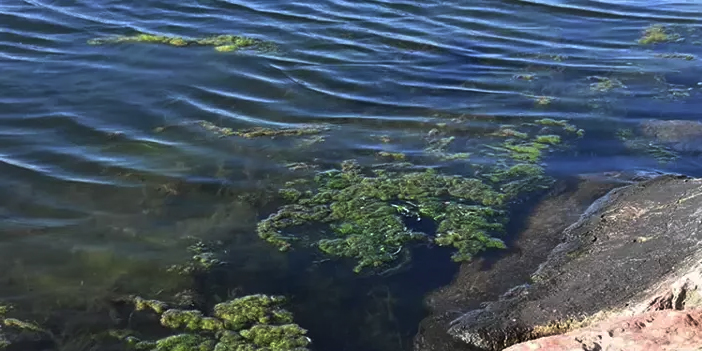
[[257, 119, 583, 273], [617, 128, 679, 164], [116, 294, 310, 351], [88, 33, 268, 52], [155, 121, 330, 140], [638, 24, 678, 45]]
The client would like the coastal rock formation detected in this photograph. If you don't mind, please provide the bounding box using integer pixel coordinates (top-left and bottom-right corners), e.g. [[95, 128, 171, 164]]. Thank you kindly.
[[443, 174, 702, 350], [504, 308, 702, 351], [414, 173, 635, 351], [640, 119, 702, 152]]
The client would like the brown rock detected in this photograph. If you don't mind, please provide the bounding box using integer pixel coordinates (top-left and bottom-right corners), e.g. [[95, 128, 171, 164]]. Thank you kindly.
[[414, 174, 631, 351], [446, 175, 702, 350], [505, 309, 702, 351]]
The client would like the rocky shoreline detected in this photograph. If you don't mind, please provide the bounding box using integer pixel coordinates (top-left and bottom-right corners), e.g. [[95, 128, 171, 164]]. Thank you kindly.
[[415, 173, 702, 351]]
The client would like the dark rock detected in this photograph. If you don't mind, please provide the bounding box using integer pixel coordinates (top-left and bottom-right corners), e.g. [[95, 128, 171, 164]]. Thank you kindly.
[[413, 174, 627, 351], [640, 119, 702, 152], [445, 174, 702, 350]]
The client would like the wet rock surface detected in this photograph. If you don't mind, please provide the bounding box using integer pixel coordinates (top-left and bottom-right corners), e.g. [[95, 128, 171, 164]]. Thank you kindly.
[[442, 174, 702, 350], [413, 174, 629, 351], [504, 309, 702, 351], [640, 119, 702, 152]]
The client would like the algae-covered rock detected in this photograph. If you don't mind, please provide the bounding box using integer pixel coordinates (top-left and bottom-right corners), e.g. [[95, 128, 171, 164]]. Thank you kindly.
[[0, 309, 55, 350], [413, 173, 627, 351], [444, 175, 702, 350], [618, 119, 702, 164]]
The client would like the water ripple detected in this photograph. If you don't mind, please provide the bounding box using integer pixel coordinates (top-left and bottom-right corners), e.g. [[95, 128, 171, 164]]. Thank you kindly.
[[1, 0, 702, 246]]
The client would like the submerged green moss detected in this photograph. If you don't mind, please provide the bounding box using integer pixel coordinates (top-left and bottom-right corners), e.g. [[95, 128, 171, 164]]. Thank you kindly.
[[88, 33, 263, 52], [654, 53, 696, 60], [638, 24, 676, 45], [255, 118, 583, 272], [589, 76, 626, 92], [119, 294, 309, 351], [196, 121, 329, 139], [134, 296, 168, 314], [377, 151, 406, 161], [167, 241, 223, 275]]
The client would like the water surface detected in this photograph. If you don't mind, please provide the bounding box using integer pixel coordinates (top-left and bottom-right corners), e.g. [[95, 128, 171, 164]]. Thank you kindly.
[[1, 0, 702, 350]]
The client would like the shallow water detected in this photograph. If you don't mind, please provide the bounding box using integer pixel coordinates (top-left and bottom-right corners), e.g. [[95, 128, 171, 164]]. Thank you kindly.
[[1, 0, 702, 350]]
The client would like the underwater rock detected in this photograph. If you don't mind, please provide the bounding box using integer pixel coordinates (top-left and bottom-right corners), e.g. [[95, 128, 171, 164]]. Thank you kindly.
[[0, 317, 55, 351], [413, 173, 627, 351], [437, 174, 702, 350], [639, 119, 702, 153]]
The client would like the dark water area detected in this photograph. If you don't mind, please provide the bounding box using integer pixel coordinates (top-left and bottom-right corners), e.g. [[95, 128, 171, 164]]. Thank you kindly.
[[2, 0, 702, 350]]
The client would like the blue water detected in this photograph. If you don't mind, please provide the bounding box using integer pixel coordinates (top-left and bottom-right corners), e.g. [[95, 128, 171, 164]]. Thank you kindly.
[[1, 0, 702, 350]]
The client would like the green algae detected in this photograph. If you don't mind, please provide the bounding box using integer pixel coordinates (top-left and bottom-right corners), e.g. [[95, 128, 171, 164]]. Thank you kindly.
[[424, 128, 472, 161], [88, 33, 264, 52], [134, 296, 168, 314], [589, 76, 626, 93], [167, 241, 224, 275], [638, 24, 677, 45], [534, 135, 561, 145], [0, 309, 55, 350], [534, 95, 553, 106], [655, 53, 696, 60], [118, 294, 309, 351], [195, 121, 329, 139], [257, 120, 581, 272], [377, 151, 407, 161], [258, 164, 509, 272]]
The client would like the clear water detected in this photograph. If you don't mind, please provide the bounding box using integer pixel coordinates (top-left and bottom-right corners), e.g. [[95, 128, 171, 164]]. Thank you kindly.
[[1, 0, 702, 350]]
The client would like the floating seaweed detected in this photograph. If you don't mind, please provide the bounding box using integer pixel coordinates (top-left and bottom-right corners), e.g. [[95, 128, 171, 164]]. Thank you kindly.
[[654, 53, 696, 60], [588, 76, 626, 93], [88, 33, 268, 52], [197, 121, 330, 139], [638, 24, 679, 45]]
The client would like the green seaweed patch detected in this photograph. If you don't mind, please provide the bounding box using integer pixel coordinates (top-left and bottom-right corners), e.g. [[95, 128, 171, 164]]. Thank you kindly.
[[534, 119, 583, 136], [492, 127, 529, 139], [258, 163, 510, 272], [0, 312, 55, 350], [197, 121, 329, 139], [513, 74, 536, 81], [654, 53, 696, 60], [134, 297, 168, 314], [88, 33, 265, 52], [533, 95, 553, 106], [256, 119, 583, 272], [424, 128, 471, 161], [588, 76, 626, 93], [119, 294, 310, 351], [638, 24, 679, 45], [534, 135, 561, 145], [167, 241, 224, 275], [377, 151, 407, 161]]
